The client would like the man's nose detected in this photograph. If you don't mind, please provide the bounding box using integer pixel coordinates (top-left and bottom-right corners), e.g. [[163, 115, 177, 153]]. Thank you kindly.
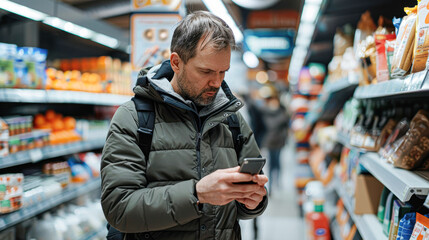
[[209, 73, 223, 88]]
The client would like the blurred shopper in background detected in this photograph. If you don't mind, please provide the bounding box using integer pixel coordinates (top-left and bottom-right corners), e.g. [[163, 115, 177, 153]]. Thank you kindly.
[[261, 87, 289, 195]]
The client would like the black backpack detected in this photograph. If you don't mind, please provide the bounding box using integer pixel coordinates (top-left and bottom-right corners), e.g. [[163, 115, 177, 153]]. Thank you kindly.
[[106, 74, 245, 240]]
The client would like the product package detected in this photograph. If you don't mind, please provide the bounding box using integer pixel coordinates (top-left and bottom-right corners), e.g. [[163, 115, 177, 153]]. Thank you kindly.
[[375, 16, 396, 82], [391, 6, 417, 77], [392, 110, 429, 170], [388, 200, 413, 240], [353, 11, 377, 59], [379, 118, 410, 162], [410, 213, 429, 240], [0, 174, 24, 214], [0, 118, 8, 157], [0, 43, 17, 88], [18, 47, 47, 89], [411, 0, 429, 73], [378, 187, 391, 223], [397, 212, 416, 240]]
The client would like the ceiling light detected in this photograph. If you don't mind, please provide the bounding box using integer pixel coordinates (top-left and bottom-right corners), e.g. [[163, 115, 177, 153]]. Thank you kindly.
[[201, 0, 243, 43], [93, 33, 119, 49], [0, 0, 47, 21], [231, 0, 279, 10], [44, 17, 94, 40], [306, 0, 323, 5], [301, 4, 319, 24], [297, 23, 316, 39], [243, 51, 259, 68], [295, 35, 312, 48]]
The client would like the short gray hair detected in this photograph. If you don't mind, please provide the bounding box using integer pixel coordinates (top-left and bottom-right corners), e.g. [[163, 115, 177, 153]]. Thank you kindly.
[[171, 11, 236, 63]]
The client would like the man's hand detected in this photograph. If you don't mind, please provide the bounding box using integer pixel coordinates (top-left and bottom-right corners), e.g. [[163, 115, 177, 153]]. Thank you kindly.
[[196, 166, 268, 209], [235, 174, 268, 210]]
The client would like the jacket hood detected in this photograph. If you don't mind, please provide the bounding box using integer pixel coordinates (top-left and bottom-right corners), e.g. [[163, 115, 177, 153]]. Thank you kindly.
[[133, 60, 241, 116]]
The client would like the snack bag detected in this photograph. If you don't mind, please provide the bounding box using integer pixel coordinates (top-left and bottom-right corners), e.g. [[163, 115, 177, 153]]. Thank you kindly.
[[410, 213, 429, 240], [391, 6, 417, 77], [353, 11, 377, 58], [412, 0, 429, 73]]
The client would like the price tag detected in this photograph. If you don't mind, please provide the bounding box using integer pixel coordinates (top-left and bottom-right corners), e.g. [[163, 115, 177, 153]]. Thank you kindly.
[[411, 71, 427, 90], [29, 149, 43, 163], [403, 75, 413, 91]]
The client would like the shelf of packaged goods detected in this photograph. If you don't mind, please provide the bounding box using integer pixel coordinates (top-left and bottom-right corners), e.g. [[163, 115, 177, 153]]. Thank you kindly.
[[0, 89, 130, 106], [331, 219, 343, 240], [333, 178, 387, 240], [359, 152, 429, 202], [336, 132, 350, 148], [305, 78, 358, 127], [0, 137, 106, 169], [354, 70, 429, 100], [0, 178, 101, 232], [80, 225, 107, 240]]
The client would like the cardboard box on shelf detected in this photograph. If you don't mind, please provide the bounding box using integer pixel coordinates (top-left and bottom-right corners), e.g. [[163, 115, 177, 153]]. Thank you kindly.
[[354, 174, 384, 215]]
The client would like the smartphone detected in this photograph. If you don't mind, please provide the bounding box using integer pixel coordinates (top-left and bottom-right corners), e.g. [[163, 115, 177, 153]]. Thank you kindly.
[[239, 157, 266, 175]]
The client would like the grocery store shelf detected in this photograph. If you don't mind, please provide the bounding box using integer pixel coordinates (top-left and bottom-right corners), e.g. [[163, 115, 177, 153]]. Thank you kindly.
[[354, 70, 429, 100], [0, 178, 101, 232], [360, 152, 429, 202], [0, 137, 106, 169], [80, 225, 107, 240], [0, 89, 130, 106], [333, 178, 387, 240], [331, 219, 343, 240], [305, 78, 358, 127], [337, 132, 350, 148]]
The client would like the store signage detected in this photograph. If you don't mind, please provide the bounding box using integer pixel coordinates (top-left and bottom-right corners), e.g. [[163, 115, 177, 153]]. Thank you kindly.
[[244, 29, 295, 59], [247, 10, 299, 29], [131, 0, 184, 12], [130, 14, 181, 70]]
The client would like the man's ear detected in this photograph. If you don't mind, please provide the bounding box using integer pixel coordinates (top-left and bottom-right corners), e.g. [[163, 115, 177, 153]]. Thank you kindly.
[[170, 52, 181, 74]]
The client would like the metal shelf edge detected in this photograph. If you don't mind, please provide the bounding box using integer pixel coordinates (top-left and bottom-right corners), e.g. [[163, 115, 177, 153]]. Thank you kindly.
[[333, 178, 387, 240], [0, 138, 106, 169], [0, 178, 101, 232], [360, 152, 429, 202], [0, 89, 130, 106]]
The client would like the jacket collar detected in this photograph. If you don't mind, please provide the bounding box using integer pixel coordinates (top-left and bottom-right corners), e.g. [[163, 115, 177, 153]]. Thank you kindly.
[[138, 60, 239, 116]]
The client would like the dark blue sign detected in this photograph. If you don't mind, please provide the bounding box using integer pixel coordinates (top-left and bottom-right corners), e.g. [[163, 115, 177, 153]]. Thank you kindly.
[[243, 29, 295, 59]]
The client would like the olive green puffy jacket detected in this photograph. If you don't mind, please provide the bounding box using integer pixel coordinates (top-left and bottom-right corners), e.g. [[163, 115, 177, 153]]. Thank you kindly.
[[101, 62, 268, 240]]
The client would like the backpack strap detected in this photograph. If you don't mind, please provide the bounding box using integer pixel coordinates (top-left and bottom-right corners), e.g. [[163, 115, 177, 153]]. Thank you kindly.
[[131, 96, 155, 160], [227, 113, 244, 160]]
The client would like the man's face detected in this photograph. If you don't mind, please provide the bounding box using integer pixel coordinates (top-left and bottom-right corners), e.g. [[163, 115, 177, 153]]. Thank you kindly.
[[176, 44, 231, 106]]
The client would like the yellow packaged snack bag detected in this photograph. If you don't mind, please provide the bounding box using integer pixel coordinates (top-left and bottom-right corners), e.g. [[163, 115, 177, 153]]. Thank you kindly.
[[392, 6, 417, 77], [412, 0, 429, 73]]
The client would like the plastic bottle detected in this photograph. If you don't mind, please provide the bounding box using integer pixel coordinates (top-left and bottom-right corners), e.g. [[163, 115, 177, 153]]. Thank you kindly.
[[306, 201, 331, 240]]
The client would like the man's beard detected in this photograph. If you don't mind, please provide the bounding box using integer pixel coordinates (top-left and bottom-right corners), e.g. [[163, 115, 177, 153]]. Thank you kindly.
[[177, 70, 219, 106]]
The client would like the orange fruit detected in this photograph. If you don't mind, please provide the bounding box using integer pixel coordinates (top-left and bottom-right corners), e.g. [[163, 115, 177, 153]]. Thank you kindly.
[[34, 114, 46, 128], [52, 119, 64, 132], [63, 117, 76, 130], [45, 110, 56, 122]]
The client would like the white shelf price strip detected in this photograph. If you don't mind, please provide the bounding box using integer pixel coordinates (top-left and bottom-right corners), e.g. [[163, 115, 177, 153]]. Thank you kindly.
[[359, 152, 429, 202], [0, 137, 106, 169], [0, 178, 101, 232], [333, 178, 387, 240], [0, 89, 130, 106]]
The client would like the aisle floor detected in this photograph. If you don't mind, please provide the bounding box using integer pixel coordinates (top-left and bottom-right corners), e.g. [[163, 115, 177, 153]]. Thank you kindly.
[[240, 140, 305, 240]]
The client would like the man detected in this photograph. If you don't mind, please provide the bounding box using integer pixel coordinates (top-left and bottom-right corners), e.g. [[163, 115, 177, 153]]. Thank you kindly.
[[101, 11, 268, 240]]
